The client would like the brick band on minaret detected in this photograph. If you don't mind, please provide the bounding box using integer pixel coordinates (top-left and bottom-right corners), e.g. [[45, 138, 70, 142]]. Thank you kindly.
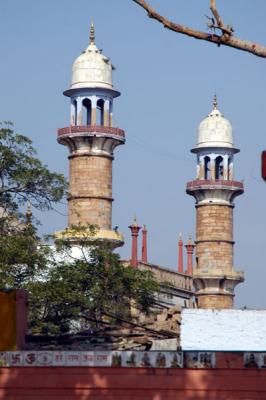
[[186, 97, 244, 309]]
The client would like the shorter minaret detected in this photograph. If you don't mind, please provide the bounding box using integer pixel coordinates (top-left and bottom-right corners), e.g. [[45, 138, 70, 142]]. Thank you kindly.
[[178, 234, 184, 273], [141, 225, 148, 263], [185, 236, 195, 276], [186, 96, 244, 309], [129, 218, 141, 267]]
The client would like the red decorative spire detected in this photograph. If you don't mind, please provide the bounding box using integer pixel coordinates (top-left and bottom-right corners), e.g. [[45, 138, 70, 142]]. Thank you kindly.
[[178, 233, 184, 273], [141, 225, 148, 263], [128, 217, 141, 268], [185, 235, 195, 275]]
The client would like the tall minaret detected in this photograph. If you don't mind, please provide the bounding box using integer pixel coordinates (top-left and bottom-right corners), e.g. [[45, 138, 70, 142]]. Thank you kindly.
[[186, 96, 244, 309], [57, 23, 125, 247]]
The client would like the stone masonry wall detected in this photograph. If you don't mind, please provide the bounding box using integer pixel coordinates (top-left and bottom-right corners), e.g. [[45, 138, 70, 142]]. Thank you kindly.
[[197, 294, 233, 309], [68, 155, 112, 229], [196, 204, 234, 274]]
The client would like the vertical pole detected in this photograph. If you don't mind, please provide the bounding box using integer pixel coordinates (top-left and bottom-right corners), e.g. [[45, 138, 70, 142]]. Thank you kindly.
[[77, 98, 83, 126], [91, 97, 97, 125], [141, 225, 148, 263], [178, 234, 183, 273], [129, 218, 141, 268], [104, 99, 110, 126], [185, 236, 195, 275]]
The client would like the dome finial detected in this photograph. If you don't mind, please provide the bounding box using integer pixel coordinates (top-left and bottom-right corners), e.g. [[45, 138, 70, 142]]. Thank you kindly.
[[89, 21, 95, 44], [213, 93, 218, 110]]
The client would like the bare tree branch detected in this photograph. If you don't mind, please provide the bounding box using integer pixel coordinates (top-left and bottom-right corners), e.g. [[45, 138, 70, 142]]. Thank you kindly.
[[132, 0, 266, 58], [210, 0, 226, 32]]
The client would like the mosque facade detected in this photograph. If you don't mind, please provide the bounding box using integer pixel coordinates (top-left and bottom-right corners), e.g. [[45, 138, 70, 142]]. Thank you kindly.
[[55, 24, 245, 310]]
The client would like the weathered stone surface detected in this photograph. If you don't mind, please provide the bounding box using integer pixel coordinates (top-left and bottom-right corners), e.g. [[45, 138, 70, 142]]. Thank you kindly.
[[68, 155, 113, 229], [151, 338, 178, 351]]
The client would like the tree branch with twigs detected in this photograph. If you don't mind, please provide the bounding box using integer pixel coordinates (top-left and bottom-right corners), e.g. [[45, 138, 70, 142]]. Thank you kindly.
[[132, 0, 266, 58]]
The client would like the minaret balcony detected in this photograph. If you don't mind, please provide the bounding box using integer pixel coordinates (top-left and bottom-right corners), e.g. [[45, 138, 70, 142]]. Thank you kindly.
[[57, 125, 125, 155], [187, 179, 243, 191], [186, 179, 244, 205], [58, 125, 125, 141]]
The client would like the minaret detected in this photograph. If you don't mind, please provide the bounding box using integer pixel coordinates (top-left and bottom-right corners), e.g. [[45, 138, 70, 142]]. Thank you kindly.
[[129, 218, 141, 267], [186, 96, 244, 309], [56, 23, 125, 247]]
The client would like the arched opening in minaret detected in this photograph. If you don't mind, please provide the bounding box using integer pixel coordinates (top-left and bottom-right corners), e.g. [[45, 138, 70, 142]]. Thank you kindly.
[[215, 156, 224, 180], [96, 99, 104, 125], [82, 98, 92, 125], [204, 156, 211, 180]]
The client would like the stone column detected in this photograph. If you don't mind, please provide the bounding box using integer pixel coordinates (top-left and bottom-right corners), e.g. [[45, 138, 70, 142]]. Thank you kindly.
[[196, 204, 234, 308], [210, 156, 215, 180], [70, 99, 76, 126], [77, 98, 83, 126], [104, 100, 110, 126], [185, 237, 195, 276], [68, 154, 113, 230], [129, 220, 141, 268], [178, 234, 184, 273], [141, 225, 148, 263], [91, 97, 97, 125]]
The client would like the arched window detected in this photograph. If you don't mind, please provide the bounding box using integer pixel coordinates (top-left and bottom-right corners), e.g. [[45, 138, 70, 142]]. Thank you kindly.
[[204, 156, 211, 179], [215, 156, 224, 180], [96, 99, 104, 125], [82, 98, 92, 125]]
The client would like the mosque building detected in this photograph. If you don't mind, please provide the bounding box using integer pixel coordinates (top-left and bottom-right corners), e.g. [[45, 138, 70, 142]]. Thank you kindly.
[[56, 23, 195, 309], [54, 24, 246, 310], [2, 22, 266, 400]]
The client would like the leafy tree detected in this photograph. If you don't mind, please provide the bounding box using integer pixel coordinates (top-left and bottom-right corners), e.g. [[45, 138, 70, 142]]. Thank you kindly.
[[0, 122, 68, 290], [0, 122, 67, 218], [29, 238, 159, 334], [0, 221, 48, 288], [0, 124, 159, 334]]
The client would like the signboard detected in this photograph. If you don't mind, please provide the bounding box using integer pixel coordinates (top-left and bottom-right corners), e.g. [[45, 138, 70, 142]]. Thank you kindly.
[[184, 352, 216, 368], [244, 353, 266, 368], [0, 351, 183, 368]]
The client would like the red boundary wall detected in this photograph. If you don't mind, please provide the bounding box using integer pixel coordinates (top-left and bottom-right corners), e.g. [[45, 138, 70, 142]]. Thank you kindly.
[[1, 367, 266, 399]]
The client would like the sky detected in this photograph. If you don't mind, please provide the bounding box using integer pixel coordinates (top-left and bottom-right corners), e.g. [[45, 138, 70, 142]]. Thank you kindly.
[[1, 0, 266, 308]]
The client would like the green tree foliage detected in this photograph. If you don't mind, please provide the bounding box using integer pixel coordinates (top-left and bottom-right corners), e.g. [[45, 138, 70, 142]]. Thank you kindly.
[[0, 124, 159, 334], [29, 240, 159, 334], [0, 122, 67, 290], [0, 222, 48, 288], [0, 122, 67, 216]]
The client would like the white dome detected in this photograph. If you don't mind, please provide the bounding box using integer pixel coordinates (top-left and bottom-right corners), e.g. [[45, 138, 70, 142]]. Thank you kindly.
[[196, 99, 234, 149], [70, 24, 114, 91]]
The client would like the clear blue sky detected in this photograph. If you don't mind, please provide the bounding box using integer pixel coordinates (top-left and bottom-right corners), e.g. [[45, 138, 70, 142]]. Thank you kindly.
[[1, 0, 266, 308]]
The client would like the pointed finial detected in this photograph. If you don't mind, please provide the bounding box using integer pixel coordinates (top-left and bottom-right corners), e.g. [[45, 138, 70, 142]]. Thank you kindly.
[[178, 233, 182, 241], [90, 21, 95, 44], [188, 234, 193, 244], [213, 94, 218, 110], [133, 215, 138, 226]]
